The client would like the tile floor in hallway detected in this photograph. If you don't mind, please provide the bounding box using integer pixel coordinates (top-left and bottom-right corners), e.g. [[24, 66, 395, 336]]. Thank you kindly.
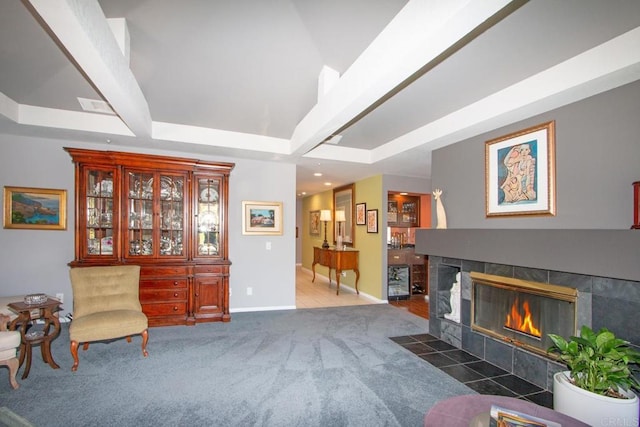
[[295, 266, 376, 308], [296, 265, 429, 320], [389, 333, 555, 409]]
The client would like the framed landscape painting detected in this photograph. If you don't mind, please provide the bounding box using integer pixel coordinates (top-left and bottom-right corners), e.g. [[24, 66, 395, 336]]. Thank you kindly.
[[242, 200, 283, 235], [485, 121, 556, 217], [3, 186, 67, 230]]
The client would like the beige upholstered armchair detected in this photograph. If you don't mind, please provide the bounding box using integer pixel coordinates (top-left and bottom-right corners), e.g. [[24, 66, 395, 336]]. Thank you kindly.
[[0, 314, 20, 389], [69, 265, 149, 371]]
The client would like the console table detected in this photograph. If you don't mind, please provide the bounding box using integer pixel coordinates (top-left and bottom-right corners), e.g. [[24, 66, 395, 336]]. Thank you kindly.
[[312, 247, 360, 295]]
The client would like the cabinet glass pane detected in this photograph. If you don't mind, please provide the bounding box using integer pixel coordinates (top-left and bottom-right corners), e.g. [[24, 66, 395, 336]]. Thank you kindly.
[[85, 169, 114, 256], [197, 178, 220, 256], [388, 201, 398, 223], [127, 171, 154, 256], [160, 174, 184, 256]]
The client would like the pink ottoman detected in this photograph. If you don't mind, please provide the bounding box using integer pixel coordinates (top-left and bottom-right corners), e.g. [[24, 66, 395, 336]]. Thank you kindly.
[[424, 394, 590, 427]]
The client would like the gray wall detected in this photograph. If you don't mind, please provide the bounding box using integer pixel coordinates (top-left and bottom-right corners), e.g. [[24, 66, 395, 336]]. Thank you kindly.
[[430, 80, 640, 229], [0, 134, 296, 315], [385, 175, 431, 196]]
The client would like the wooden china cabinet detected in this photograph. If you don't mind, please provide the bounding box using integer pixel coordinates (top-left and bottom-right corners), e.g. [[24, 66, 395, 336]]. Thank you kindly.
[[65, 148, 234, 326]]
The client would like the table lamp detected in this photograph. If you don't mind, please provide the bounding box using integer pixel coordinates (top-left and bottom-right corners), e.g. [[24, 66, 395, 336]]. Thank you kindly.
[[335, 210, 346, 248], [320, 210, 332, 249]]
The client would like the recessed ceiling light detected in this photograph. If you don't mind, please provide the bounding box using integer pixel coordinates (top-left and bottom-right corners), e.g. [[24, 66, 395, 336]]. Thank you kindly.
[[314, 173, 322, 177], [324, 182, 332, 186]]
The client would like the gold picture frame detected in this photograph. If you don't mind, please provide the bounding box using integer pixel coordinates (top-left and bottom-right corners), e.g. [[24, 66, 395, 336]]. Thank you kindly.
[[242, 200, 283, 235], [485, 121, 556, 217], [3, 186, 67, 230], [309, 210, 320, 235]]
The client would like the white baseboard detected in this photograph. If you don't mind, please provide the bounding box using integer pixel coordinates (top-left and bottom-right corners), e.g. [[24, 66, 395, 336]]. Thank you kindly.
[[231, 305, 296, 313]]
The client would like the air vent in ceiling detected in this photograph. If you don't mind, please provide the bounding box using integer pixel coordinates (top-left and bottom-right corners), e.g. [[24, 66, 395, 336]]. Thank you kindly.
[[77, 97, 115, 115]]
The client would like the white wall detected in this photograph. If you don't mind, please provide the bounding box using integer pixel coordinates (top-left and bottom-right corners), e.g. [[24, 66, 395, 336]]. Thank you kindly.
[[0, 134, 297, 315]]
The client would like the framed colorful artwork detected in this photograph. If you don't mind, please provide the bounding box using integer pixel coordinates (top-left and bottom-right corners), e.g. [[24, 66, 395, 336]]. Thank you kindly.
[[3, 186, 67, 230], [355, 203, 366, 225], [366, 209, 378, 233], [485, 121, 556, 217], [242, 201, 283, 235]]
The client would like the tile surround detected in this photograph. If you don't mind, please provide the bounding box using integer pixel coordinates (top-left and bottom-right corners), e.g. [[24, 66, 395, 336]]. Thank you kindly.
[[426, 255, 640, 397]]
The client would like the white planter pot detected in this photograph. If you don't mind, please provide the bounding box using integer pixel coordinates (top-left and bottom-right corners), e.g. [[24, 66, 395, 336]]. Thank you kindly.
[[553, 371, 639, 427]]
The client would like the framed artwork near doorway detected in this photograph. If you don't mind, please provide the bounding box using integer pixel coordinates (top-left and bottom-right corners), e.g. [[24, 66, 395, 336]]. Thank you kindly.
[[366, 209, 378, 233]]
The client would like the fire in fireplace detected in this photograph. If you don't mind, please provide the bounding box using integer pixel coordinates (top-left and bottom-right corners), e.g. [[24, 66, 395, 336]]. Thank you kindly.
[[470, 272, 577, 358], [504, 296, 541, 339]]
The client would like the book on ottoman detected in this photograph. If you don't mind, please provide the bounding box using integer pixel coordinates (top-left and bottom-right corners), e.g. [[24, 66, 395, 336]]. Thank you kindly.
[[490, 405, 561, 427]]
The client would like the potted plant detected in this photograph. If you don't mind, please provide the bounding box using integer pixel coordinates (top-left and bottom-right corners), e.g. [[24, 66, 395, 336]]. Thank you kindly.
[[548, 325, 640, 426]]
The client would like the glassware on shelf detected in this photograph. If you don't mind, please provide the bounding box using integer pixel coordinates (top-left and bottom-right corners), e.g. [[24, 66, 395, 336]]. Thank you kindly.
[[160, 176, 183, 200], [198, 243, 217, 255], [129, 239, 153, 256], [93, 179, 113, 197]]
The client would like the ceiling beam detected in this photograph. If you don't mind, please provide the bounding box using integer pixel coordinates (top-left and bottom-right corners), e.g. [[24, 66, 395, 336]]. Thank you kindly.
[[371, 25, 640, 161], [27, 0, 152, 137], [288, 0, 522, 158]]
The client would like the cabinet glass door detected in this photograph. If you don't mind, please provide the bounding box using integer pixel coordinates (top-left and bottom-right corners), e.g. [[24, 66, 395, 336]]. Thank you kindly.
[[85, 168, 115, 256], [159, 174, 185, 256], [126, 171, 154, 257], [125, 170, 186, 258], [196, 177, 221, 257]]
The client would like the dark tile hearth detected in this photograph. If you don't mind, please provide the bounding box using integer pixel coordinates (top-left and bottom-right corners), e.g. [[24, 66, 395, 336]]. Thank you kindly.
[[389, 334, 554, 409]]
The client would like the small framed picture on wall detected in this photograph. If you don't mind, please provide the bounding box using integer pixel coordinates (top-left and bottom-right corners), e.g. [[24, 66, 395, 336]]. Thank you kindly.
[[366, 209, 378, 233], [355, 203, 366, 225]]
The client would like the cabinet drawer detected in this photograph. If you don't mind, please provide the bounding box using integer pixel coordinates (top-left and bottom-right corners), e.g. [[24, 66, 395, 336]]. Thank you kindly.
[[407, 253, 425, 264], [139, 279, 187, 289], [140, 288, 187, 302], [195, 264, 228, 274], [140, 266, 189, 277], [388, 250, 406, 264], [142, 302, 187, 316]]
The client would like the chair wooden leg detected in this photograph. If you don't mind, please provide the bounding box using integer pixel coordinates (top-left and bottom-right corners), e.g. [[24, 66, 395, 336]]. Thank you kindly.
[[70, 340, 79, 372], [82, 342, 90, 351], [126, 336, 132, 343], [141, 329, 149, 357], [1, 358, 19, 390]]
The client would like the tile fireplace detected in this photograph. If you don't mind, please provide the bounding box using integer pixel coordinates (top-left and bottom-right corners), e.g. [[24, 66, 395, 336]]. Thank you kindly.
[[416, 229, 640, 394], [427, 255, 640, 393]]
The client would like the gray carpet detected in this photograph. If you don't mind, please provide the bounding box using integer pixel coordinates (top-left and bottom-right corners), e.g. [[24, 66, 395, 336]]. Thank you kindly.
[[0, 305, 473, 426]]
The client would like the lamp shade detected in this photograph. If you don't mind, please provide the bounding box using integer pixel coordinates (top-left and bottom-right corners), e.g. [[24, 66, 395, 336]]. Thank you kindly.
[[335, 210, 346, 222], [320, 210, 332, 221]]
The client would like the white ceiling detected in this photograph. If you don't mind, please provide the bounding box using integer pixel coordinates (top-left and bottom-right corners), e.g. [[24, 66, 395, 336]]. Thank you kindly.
[[1, 0, 639, 197]]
